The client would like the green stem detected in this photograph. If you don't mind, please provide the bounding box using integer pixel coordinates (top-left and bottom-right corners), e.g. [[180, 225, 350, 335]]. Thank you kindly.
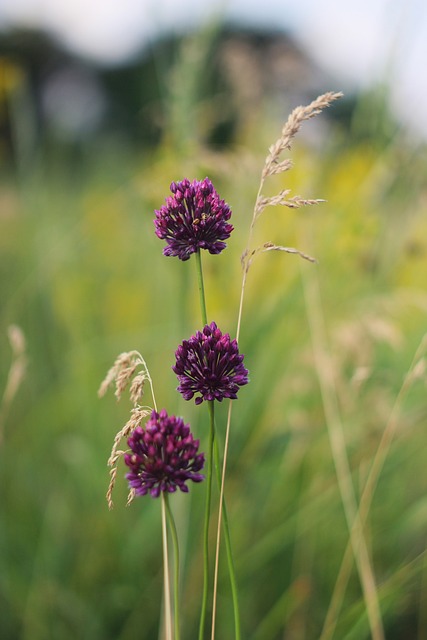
[[193, 248, 241, 639], [161, 494, 173, 640], [199, 400, 215, 640], [213, 436, 241, 640], [164, 494, 180, 640], [195, 250, 208, 325]]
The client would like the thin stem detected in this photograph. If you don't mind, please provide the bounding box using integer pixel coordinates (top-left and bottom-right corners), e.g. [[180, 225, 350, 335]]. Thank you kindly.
[[161, 494, 173, 640], [0, 325, 27, 448], [209, 177, 265, 634], [212, 424, 241, 640], [193, 248, 241, 638], [195, 248, 212, 640], [199, 401, 215, 640], [211, 96, 341, 638], [164, 494, 181, 640], [211, 406, 230, 640], [196, 250, 240, 640], [236, 180, 264, 343], [206, 148, 265, 640], [195, 249, 208, 325], [135, 352, 158, 412]]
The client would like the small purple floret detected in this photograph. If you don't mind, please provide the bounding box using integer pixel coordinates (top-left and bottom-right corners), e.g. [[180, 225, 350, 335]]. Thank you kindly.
[[124, 409, 205, 498], [173, 322, 249, 405], [154, 178, 233, 261]]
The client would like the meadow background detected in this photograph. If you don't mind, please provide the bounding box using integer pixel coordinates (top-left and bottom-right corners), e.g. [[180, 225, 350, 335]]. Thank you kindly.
[[1, 9, 427, 640]]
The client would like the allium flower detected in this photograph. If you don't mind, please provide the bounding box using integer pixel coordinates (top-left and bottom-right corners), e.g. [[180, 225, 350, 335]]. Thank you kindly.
[[154, 178, 233, 261], [124, 409, 205, 498], [173, 322, 249, 405]]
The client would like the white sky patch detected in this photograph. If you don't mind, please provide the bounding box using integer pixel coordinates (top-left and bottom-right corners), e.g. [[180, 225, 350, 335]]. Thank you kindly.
[[0, 0, 426, 135], [0, 0, 156, 62], [390, 17, 427, 137], [0, 0, 221, 63], [294, 0, 401, 85], [48, 1, 152, 63]]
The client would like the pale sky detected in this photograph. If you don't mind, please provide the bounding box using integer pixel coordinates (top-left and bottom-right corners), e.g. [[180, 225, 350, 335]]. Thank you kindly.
[[0, 0, 426, 137]]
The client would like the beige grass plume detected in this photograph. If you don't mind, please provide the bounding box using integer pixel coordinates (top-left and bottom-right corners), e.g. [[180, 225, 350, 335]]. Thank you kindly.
[[0, 325, 27, 447], [99, 351, 157, 509], [242, 91, 343, 274]]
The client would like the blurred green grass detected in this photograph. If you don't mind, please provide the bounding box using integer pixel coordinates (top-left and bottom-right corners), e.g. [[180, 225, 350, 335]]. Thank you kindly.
[[1, 71, 427, 640]]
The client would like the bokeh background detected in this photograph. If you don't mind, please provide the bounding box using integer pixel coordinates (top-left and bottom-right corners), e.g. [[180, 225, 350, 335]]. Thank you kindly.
[[1, 1, 427, 639]]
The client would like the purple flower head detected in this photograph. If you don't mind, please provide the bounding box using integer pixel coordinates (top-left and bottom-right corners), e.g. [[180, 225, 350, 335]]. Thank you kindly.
[[124, 409, 205, 498], [173, 322, 249, 405], [154, 178, 233, 261]]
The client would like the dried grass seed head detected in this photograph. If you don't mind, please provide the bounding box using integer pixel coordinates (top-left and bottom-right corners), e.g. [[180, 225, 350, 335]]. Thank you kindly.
[[106, 406, 153, 509], [98, 351, 148, 404], [262, 91, 343, 181]]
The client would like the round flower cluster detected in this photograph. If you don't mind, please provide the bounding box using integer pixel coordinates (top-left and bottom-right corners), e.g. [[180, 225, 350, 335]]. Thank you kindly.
[[173, 322, 249, 405], [125, 409, 205, 498], [154, 178, 233, 261]]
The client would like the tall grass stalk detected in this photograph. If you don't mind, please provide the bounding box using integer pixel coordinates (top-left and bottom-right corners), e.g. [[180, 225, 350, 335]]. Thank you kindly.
[[320, 332, 427, 639], [211, 91, 343, 638], [0, 325, 27, 447], [301, 262, 385, 640]]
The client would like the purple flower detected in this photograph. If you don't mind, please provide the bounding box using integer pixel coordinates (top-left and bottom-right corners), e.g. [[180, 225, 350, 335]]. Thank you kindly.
[[173, 322, 249, 405], [124, 409, 205, 498], [154, 178, 233, 261]]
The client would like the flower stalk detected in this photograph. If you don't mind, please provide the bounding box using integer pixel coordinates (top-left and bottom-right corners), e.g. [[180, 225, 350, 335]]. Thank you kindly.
[[192, 247, 242, 640], [161, 494, 173, 640], [195, 249, 208, 326], [164, 493, 181, 640], [198, 400, 215, 640]]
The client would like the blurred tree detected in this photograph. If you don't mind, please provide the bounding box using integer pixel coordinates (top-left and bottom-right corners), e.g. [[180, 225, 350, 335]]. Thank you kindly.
[[0, 23, 363, 164]]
